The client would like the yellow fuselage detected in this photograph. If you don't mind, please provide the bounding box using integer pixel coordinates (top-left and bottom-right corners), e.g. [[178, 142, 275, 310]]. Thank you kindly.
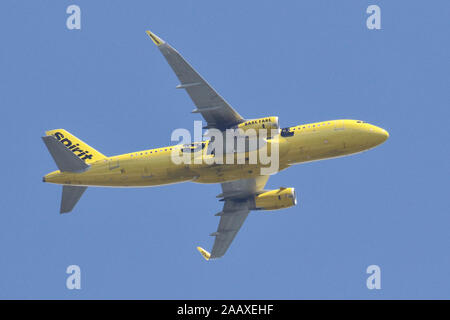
[[44, 119, 389, 187]]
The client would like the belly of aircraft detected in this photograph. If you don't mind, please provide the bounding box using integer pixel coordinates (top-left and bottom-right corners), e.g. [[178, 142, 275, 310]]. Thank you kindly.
[[45, 126, 374, 188]]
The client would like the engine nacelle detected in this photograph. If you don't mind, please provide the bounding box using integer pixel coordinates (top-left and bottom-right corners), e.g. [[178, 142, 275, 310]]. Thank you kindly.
[[236, 116, 279, 134], [252, 187, 297, 211]]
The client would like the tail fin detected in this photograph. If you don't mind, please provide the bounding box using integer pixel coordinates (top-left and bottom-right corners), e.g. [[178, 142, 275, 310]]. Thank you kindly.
[[45, 129, 106, 164], [42, 129, 102, 214], [61, 186, 87, 214], [42, 136, 89, 172]]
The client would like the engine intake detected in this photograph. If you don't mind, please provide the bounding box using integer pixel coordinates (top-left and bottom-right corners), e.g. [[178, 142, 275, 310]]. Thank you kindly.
[[252, 187, 297, 211]]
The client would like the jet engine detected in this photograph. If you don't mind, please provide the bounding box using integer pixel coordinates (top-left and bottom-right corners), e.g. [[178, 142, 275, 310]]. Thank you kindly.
[[252, 187, 297, 211]]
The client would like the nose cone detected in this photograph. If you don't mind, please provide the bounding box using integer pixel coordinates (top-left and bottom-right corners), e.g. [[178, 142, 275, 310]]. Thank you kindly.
[[369, 125, 389, 146]]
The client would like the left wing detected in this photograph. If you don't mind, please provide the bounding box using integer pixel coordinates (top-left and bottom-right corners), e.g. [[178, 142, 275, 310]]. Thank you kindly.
[[145, 30, 244, 130], [198, 176, 270, 260]]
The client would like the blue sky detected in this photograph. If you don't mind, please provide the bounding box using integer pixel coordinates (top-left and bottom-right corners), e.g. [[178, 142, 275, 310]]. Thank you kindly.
[[1, 0, 449, 299]]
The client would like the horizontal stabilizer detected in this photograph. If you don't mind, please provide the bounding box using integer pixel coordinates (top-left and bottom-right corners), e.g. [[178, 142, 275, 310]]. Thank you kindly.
[[61, 186, 87, 214], [42, 136, 89, 172]]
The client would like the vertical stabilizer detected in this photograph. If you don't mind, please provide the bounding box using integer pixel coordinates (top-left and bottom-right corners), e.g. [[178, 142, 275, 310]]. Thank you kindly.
[[45, 129, 106, 164], [42, 136, 89, 172]]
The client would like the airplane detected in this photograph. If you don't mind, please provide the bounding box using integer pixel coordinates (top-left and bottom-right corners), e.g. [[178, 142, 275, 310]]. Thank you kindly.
[[42, 30, 389, 260]]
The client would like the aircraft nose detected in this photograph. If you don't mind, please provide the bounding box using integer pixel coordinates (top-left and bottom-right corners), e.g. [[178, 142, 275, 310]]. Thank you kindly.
[[369, 125, 389, 145]]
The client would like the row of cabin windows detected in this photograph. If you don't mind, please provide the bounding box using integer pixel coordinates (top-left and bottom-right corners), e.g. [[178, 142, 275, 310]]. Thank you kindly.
[[281, 122, 333, 137], [130, 148, 173, 157], [130, 120, 351, 155], [131, 121, 338, 155], [130, 142, 207, 157]]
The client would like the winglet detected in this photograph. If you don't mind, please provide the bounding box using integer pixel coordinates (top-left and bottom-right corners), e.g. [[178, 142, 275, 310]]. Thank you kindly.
[[197, 247, 211, 261], [145, 30, 165, 46]]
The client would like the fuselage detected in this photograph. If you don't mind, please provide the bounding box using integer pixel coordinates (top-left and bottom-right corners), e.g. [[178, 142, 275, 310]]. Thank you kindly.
[[44, 119, 389, 187]]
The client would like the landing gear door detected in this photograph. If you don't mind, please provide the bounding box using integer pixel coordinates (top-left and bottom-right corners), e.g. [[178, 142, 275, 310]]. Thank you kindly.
[[334, 120, 345, 131]]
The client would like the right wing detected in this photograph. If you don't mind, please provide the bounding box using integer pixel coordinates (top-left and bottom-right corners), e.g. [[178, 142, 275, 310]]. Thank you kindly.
[[198, 176, 270, 260], [146, 30, 244, 130]]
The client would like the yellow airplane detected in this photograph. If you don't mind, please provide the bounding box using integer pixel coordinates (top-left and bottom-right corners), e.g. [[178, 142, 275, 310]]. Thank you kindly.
[[42, 30, 389, 260]]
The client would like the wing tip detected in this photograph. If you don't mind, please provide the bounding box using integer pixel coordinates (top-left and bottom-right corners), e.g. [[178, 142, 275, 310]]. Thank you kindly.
[[145, 30, 165, 46], [196, 246, 211, 261]]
